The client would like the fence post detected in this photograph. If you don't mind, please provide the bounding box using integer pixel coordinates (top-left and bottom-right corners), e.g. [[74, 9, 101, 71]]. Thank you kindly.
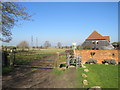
[[10, 49, 13, 66], [2, 51, 9, 66], [56, 52, 59, 68], [10, 48, 16, 66], [66, 53, 70, 67]]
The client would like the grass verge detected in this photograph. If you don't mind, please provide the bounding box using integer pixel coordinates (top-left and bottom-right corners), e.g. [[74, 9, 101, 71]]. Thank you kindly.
[[52, 67, 69, 75], [76, 67, 84, 88], [84, 64, 118, 88], [2, 66, 14, 75]]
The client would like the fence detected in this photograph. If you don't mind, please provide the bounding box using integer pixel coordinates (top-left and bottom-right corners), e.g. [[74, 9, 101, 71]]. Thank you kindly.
[[2, 49, 59, 69]]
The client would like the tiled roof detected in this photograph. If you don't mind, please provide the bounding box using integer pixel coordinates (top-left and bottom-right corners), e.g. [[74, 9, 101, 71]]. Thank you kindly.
[[103, 36, 110, 42], [86, 30, 110, 42]]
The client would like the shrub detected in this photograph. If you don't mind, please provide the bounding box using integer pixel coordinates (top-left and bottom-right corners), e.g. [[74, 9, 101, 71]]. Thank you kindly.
[[83, 46, 92, 50], [59, 64, 66, 68], [102, 59, 116, 65], [85, 58, 97, 64]]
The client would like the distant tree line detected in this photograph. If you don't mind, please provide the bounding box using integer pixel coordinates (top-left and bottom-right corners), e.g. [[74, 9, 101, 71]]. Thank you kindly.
[[4, 40, 112, 51]]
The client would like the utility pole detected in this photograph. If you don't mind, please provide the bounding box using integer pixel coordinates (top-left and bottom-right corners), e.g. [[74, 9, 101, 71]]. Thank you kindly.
[[36, 37, 38, 49], [31, 35, 33, 49]]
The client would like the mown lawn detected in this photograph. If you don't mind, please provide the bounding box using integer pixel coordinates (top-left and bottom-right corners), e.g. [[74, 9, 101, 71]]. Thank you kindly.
[[83, 64, 119, 88]]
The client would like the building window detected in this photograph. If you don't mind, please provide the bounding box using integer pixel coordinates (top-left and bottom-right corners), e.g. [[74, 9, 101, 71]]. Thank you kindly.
[[96, 41, 99, 44], [92, 41, 95, 44]]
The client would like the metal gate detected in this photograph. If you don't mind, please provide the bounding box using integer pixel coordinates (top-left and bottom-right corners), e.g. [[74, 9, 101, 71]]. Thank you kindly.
[[66, 51, 82, 68]]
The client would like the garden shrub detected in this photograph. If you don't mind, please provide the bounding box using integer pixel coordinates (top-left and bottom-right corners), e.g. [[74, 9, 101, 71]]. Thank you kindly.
[[102, 59, 116, 65], [85, 58, 97, 64]]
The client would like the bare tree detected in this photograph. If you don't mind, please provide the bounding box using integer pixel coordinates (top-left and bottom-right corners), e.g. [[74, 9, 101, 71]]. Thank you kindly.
[[17, 41, 29, 50], [57, 42, 62, 48], [0, 2, 32, 42], [44, 41, 51, 48]]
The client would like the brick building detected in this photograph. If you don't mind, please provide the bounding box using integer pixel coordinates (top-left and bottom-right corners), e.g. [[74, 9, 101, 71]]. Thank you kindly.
[[82, 30, 114, 50]]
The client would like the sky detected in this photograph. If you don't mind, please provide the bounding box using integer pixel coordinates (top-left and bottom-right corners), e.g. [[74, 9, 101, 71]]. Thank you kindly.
[[3, 2, 118, 46]]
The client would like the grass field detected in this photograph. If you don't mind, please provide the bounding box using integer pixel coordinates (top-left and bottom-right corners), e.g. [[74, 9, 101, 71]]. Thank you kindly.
[[3, 49, 68, 74], [82, 64, 119, 88], [14, 48, 68, 63]]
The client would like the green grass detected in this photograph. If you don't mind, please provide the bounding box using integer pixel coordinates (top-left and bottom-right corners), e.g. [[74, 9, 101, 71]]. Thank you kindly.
[[2, 66, 14, 75], [83, 64, 118, 88], [33, 48, 68, 54], [52, 68, 68, 75], [3, 49, 69, 75], [59, 55, 66, 62], [14, 49, 68, 64], [76, 67, 84, 87], [15, 53, 52, 63], [31, 68, 39, 72], [52, 68, 64, 75]]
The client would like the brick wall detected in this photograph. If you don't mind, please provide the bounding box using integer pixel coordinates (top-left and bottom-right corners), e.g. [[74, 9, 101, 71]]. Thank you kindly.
[[75, 50, 119, 64]]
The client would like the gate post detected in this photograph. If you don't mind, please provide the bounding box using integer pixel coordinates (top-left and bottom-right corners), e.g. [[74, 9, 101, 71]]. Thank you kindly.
[[54, 52, 59, 68], [10, 47, 16, 66], [76, 53, 82, 68], [2, 51, 9, 66], [66, 53, 70, 67]]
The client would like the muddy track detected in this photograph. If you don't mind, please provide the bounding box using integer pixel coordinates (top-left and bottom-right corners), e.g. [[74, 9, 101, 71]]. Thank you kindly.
[[3, 69, 52, 88], [50, 68, 83, 88], [2, 54, 57, 88], [2, 54, 83, 88], [3, 68, 83, 88]]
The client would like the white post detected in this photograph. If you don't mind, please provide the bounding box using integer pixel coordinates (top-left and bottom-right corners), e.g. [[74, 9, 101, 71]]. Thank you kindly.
[[72, 43, 77, 56]]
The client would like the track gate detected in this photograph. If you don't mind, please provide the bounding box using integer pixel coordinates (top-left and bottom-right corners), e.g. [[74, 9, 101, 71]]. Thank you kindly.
[[66, 51, 82, 68]]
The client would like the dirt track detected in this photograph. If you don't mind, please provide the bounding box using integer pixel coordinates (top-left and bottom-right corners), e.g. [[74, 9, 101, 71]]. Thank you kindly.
[[2, 55, 83, 88], [3, 68, 83, 88]]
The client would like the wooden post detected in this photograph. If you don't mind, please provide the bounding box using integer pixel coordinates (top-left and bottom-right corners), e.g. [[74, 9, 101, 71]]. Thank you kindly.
[[13, 52, 15, 66], [54, 52, 59, 68], [66, 53, 70, 67], [56, 52, 59, 68], [54, 57, 56, 68], [74, 49, 76, 58]]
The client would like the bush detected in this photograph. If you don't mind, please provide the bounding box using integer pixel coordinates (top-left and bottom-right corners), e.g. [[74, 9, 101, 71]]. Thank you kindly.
[[83, 46, 92, 50], [59, 64, 66, 68], [102, 59, 116, 65], [2, 66, 14, 75], [85, 58, 97, 64]]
